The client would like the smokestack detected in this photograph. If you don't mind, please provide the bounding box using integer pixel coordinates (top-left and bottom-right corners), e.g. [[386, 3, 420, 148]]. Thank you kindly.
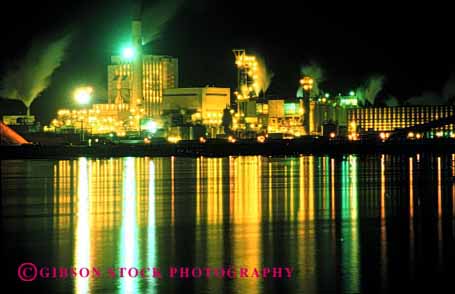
[[131, 0, 143, 111]]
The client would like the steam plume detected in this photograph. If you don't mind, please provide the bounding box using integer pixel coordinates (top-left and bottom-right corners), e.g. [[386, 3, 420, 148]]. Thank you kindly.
[[256, 56, 274, 96], [406, 74, 455, 105], [385, 96, 399, 107], [1, 34, 72, 115], [442, 74, 455, 103], [299, 62, 324, 97], [141, 0, 185, 44], [356, 75, 384, 105], [405, 91, 445, 105]]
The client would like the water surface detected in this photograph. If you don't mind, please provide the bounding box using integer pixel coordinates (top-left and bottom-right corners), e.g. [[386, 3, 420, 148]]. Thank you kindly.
[[2, 154, 455, 293]]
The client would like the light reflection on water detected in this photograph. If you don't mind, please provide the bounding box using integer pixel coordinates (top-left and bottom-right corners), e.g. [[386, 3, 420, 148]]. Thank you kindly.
[[2, 154, 455, 293]]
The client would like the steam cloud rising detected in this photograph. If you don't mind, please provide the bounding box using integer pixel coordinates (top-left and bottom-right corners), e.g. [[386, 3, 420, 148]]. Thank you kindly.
[[356, 75, 385, 105], [0, 34, 72, 114], [141, 0, 185, 44], [406, 74, 455, 105], [298, 62, 324, 97], [385, 96, 399, 107], [256, 56, 274, 96]]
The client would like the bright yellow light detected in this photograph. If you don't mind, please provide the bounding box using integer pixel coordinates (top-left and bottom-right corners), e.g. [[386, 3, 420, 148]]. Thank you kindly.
[[416, 133, 422, 139], [408, 132, 415, 138], [199, 137, 206, 143], [348, 133, 359, 141], [329, 132, 336, 138], [436, 131, 443, 137], [57, 109, 69, 116], [379, 132, 386, 140], [168, 136, 181, 143], [257, 135, 266, 143], [349, 121, 357, 133], [74, 87, 93, 105]]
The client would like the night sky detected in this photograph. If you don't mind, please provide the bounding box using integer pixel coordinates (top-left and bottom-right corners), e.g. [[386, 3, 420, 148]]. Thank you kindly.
[[0, 0, 453, 122]]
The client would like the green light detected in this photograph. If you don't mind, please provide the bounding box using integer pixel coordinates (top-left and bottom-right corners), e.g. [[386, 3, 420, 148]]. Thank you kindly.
[[340, 98, 358, 106], [349, 91, 355, 96], [122, 47, 135, 60], [284, 103, 298, 115], [325, 93, 330, 98], [141, 119, 157, 133]]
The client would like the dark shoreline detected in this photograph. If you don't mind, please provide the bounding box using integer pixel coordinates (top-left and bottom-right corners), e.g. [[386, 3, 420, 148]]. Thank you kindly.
[[1, 139, 455, 159]]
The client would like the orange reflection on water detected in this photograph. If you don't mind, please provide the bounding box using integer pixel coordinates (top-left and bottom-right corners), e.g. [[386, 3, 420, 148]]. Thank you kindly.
[[380, 154, 387, 289], [171, 156, 175, 225], [437, 157, 442, 218], [196, 157, 201, 225], [309, 157, 314, 221], [230, 156, 262, 294], [296, 156, 316, 221], [268, 160, 273, 219], [437, 157, 443, 268], [290, 159, 295, 221], [204, 158, 225, 292], [408, 157, 415, 280], [452, 154, 455, 217], [231, 156, 262, 224], [409, 157, 414, 218], [298, 156, 305, 221], [206, 158, 223, 225], [380, 155, 386, 220], [53, 160, 75, 231], [331, 158, 335, 220]]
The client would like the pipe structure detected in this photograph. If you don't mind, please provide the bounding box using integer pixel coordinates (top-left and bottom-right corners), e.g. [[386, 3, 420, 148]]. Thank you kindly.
[[130, 1, 143, 112]]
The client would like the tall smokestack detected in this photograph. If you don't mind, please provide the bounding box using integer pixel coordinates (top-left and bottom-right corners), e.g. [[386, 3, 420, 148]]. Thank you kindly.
[[131, 0, 143, 111]]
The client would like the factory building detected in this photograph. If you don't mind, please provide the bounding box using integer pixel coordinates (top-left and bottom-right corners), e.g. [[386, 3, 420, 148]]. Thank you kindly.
[[347, 105, 455, 135], [49, 103, 131, 136], [232, 49, 263, 131], [161, 87, 230, 139], [264, 95, 357, 137], [162, 87, 230, 125], [309, 100, 341, 135], [108, 54, 178, 118], [267, 99, 304, 136]]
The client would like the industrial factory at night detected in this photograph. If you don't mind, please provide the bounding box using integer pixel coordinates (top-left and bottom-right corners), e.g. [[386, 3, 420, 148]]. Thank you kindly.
[[1, 2, 455, 148], [3, 2, 455, 294]]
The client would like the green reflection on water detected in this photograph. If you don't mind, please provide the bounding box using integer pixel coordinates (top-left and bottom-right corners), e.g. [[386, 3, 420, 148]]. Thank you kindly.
[[119, 158, 139, 294], [341, 155, 359, 293]]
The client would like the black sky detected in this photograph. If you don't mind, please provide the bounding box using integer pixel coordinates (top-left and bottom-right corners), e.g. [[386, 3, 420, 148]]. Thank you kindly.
[[0, 0, 454, 122]]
